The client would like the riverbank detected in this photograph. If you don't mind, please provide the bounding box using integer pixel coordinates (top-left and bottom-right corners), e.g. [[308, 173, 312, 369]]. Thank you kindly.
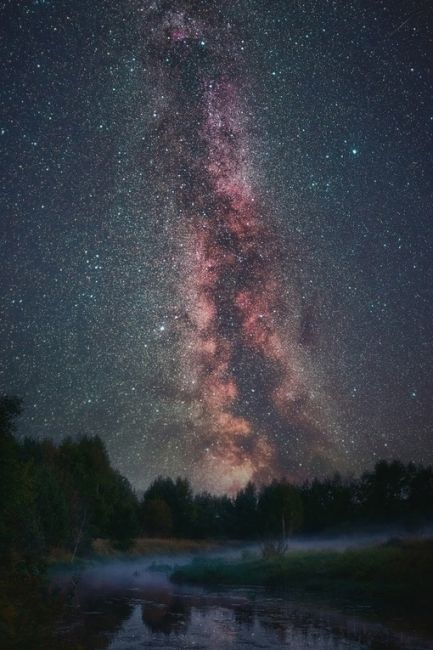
[[172, 538, 433, 603], [92, 536, 218, 557], [43, 536, 219, 566]]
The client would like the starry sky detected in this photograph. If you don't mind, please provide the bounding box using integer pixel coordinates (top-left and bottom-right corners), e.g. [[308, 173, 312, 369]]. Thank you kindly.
[[1, 0, 433, 493]]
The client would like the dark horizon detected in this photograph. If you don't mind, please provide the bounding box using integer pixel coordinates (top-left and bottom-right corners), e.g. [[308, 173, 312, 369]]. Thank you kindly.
[[5, 395, 433, 500], [3, 395, 433, 545]]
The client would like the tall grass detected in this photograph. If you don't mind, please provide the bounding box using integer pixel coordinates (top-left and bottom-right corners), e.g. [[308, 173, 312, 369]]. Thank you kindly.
[[91, 536, 217, 557]]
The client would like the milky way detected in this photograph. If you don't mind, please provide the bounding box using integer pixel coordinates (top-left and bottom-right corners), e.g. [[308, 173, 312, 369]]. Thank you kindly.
[[1, 0, 433, 492], [142, 2, 344, 491]]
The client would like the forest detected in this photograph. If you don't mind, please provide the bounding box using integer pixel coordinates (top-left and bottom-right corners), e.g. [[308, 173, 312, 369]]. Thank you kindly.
[[2, 394, 433, 567]]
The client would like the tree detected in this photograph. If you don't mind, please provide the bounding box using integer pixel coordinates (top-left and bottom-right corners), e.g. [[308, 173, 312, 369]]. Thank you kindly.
[[143, 498, 173, 537], [408, 464, 433, 519], [0, 396, 39, 559], [359, 460, 409, 522], [142, 476, 195, 537], [258, 480, 303, 538], [234, 482, 257, 538]]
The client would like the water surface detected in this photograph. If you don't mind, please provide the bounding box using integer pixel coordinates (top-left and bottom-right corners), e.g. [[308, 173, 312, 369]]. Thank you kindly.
[[51, 553, 433, 649]]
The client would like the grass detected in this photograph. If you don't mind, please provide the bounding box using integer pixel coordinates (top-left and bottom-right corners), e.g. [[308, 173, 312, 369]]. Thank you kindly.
[[45, 537, 218, 576], [92, 536, 217, 557], [45, 537, 218, 565], [172, 538, 433, 603]]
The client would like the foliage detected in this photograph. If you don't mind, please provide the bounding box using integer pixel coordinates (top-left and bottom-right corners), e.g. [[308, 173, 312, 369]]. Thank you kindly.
[[2, 394, 433, 557], [142, 498, 173, 537], [141, 476, 195, 537], [0, 396, 140, 564], [258, 480, 303, 536]]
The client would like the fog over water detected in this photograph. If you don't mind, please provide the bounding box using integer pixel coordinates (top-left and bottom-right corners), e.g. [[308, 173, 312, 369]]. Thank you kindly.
[[51, 530, 433, 650]]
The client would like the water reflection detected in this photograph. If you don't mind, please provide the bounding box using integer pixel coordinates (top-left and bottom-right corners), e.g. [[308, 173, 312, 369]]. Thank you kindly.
[[114, 596, 431, 650], [52, 560, 433, 650], [141, 594, 191, 635]]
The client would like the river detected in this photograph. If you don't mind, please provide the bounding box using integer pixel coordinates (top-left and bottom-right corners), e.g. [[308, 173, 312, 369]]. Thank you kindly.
[[50, 549, 433, 649]]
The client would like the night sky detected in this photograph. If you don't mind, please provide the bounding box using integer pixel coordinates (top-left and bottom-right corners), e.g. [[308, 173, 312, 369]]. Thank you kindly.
[[1, 0, 433, 493]]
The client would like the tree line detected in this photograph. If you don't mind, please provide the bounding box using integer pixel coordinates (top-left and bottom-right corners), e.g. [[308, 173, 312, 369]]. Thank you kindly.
[[1, 395, 433, 564], [0, 397, 139, 562], [139, 462, 433, 539]]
